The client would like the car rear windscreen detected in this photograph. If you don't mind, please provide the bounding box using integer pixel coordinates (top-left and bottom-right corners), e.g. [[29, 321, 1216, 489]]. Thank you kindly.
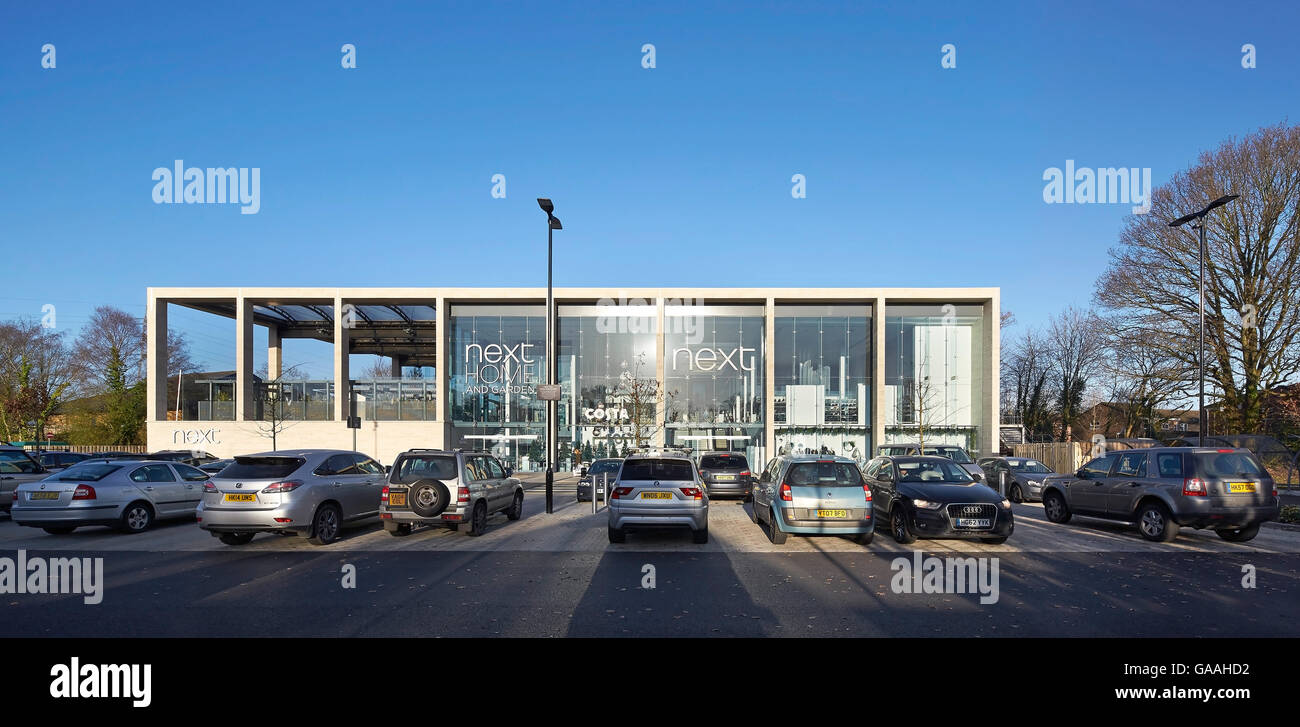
[[220, 457, 305, 480], [620, 459, 694, 481], [393, 455, 458, 483], [53, 464, 123, 481], [786, 461, 862, 486], [588, 459, 621, 475], [700, 454, 749, 469], [1195, 452, 1264, 478]]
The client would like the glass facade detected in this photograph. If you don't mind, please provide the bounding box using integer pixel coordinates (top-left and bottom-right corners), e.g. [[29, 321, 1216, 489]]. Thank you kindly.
[[559, 305, 658, 467], [884, 304, 985, 452], [662, 305, 765, 467], [773, 305, 871, 466], [447, 305, 547, 470]]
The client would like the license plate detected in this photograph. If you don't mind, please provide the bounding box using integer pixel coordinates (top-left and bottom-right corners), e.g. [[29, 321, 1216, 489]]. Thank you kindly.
[[388, 491, 407, 506], [640, 492, 672, 500], [1228, 482, 1256, 493], [815, 509, 847, 518], [223, 493, 257, 503], [715, 475, 735, 481], [30, 492, 60, 500], [956, 518, 991, 528]]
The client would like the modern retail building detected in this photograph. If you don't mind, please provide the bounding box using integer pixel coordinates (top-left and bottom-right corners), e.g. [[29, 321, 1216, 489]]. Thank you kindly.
[[146, 287, 1000, 471]]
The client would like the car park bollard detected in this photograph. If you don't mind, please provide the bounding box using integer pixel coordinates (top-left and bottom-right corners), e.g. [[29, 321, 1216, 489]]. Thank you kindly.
[[999, 470, 1007, 497]]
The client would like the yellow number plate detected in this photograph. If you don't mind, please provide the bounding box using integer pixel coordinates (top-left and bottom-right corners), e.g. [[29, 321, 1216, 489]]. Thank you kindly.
[[815, 509, 848, 518], [640, 492, 673, 500], [388, 492, 407, 506], [1228, 482, 1256, 493], [223, 493, 257, 503], [30, 492, 60, 500]]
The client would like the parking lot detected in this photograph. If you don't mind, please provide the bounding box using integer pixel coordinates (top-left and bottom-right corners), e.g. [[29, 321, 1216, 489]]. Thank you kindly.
[[3, 478, 1297, 555]]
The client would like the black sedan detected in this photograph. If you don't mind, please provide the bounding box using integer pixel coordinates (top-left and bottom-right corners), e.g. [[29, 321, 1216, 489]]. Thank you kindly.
[[863, 455, 1014, 545]]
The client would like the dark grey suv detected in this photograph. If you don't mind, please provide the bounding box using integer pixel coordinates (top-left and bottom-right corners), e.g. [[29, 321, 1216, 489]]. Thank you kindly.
[[1040, 447, 1279, 542], [696, 451, 753, 500]]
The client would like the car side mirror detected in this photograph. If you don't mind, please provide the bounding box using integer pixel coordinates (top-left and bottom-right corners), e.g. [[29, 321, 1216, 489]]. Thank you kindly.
[[384, 464, 392, 473], [971, 472, 982, 482], [1075, 469, 1087, 479]]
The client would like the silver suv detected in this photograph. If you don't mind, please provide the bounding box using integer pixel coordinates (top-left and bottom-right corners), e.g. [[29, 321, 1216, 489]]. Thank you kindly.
[[608, 450, 708, 544], [380, 449, 524, 536]]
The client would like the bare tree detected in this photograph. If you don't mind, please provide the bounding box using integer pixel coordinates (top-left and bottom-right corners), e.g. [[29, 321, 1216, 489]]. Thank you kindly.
[[1047, 306, 1105, 440], [1095, 317, 1193, 438], [1096, 122, 1300, 432], [1001, 326, 1055, 441], [0, 320, 79, 443], [610, 353, 671, 448], [254, 363, 306, 451], [80, 306, 194, 390]]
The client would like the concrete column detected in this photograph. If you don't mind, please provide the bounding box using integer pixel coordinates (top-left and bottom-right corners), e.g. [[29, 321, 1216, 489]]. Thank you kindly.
[[764, 297, 775, 460], [655, 296, 666, 448], [873, 296, 887, 453], [984, 292, 1001, 457], [436, 296, 447, 424], [267, 324, 282, 380], [334, 295, 350, 421], [147, 294, 168, 421], [236, 296, 255, 421], [390, 355, 403, 378]]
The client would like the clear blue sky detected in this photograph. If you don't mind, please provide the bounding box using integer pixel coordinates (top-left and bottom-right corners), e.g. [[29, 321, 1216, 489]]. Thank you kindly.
[[3, 1, 1298, 377]]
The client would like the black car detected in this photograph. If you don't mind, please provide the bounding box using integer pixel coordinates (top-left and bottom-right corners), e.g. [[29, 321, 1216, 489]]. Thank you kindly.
[[577, 458, 622, 502], [148, 450, 219, 466], [36, 451, 92, 470], [696, 451, 754, 500], [978, 456, 1057, 503], [863, 455, 1014, 544]]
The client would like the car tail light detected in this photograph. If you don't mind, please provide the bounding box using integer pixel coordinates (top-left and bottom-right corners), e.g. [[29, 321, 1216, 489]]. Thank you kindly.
[[202, 481, 218, 493], [1273, 485, 1279, 498], [11, 490, 17, 502], [273, 517, 293, 523], [739, 470, 751, 477], [680, 487, 703, 500], [380, 485, 390, 503], [262, 480, 303, 494], [862, 483, 873, 501], [779, 482, 792, 501], [457, 485, 470, 504], [73, 485, 96, 500], [611, 487, 634, 500], [1216, 449, 1235, 453], [1183, 478, 1207, 496]]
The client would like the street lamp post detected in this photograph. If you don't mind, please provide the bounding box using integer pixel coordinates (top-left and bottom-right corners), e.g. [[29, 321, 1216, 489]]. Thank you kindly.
[[1169, 194, 1239, 441], [538, 198, 562, 514]]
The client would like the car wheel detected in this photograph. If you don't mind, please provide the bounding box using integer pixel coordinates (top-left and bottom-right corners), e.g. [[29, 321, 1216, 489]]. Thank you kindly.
[[891, 506, 917, 545], [853, 528, 874, 546], [1217, 523, 1260, 543], [219, 532, 255, 546], [308, 503, 342, 545], [42, 526, 76, 535], [118, 502, 154, 534], [408, 479, 451, 518], [1043, 491, 1072, 524], [383, 521, 412, 537], [1137, 501, 1179, 542], [980, 536, 1008, 545], [464, 501, 488, 537], [608, 524, 626, 543], [767, 508, 787, 545], [1009, 484, 1023, 503], [506, 491, 524, 521], [692, 525, 709, 544]]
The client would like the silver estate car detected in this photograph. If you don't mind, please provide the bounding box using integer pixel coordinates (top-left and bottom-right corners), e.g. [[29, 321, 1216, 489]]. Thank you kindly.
[[11, 459, 208, 534], [608, 451, 708, 544], [198, 449, 386, 546]]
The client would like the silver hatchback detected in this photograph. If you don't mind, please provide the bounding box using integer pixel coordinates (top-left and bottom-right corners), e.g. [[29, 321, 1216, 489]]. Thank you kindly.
[[607, 452, 709, 544], [198, 449, 386, 546], [11, 459, 207, 534]]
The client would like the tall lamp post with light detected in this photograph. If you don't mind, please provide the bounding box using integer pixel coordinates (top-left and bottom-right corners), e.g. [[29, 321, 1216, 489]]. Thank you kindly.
[[1168, 193, 1239, 441], [537, 198, 562, 514]]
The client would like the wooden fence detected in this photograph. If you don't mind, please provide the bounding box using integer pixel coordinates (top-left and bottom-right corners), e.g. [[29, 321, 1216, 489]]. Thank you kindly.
[[1010, 442, 1090, 475]]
